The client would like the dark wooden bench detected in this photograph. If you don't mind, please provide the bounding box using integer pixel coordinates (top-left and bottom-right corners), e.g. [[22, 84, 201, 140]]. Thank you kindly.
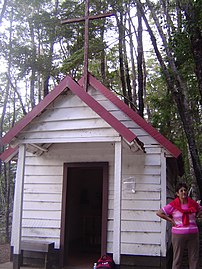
[[21, 240, 55, 269]]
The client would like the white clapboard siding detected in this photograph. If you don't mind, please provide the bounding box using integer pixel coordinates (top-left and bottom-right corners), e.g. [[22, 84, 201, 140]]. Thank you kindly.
[[121, 243, 160, 256], [24, 184, 62, 194], [19, 128, 119, 140], [88, 87, 159, 146], [25, 118, 111, 133], [144, 147, 162, 154], [121, 220, 160, 233], [123, 152, 161, 166], [121, 232, 160, 244], [22, 219, 60, 228], [122, 175, 161, 185], [122, 200, 160, 211], [107, 230, 160, 245], [122, 191, 160, 200], [23, 210, 61, 220], [31, 142, 115, 163], [121, 210, 158, 221], [22, 228, 60, 238], [18, 93, 120, 143], [23, 193, 61, 202], [24, 175, 62, 184], [23, 201, 61, 211], [34, 107, 99, 122], [122, 165, 161, 176], [25, 165, 63, 176], [122, 183, 161, 193]]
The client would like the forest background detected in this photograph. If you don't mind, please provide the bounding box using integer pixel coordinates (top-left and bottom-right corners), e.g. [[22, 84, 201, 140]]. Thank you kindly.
[[0, 0, 201, 244]]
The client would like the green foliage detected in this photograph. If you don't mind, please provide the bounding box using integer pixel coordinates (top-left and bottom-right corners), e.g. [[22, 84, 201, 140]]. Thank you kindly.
[[0, 161, 16, 243]]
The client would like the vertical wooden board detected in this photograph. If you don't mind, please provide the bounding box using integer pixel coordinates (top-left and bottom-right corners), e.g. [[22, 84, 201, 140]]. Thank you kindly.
[[159, 151, 167, 257]]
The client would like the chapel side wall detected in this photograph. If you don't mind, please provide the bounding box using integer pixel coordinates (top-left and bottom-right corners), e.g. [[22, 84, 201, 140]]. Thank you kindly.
[[120, 145, 162, 257], [22, 142, 115, 250]]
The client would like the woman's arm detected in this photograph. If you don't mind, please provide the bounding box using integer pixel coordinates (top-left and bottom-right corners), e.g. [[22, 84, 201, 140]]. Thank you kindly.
[[156, 209, 176, 226]]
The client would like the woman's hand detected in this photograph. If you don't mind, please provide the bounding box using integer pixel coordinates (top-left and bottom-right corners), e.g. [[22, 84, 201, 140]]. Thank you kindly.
[[156, 209, 176, 226]]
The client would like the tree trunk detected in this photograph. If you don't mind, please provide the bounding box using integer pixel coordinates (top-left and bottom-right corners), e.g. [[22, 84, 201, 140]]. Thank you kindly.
[[137, 0, 202, 198], [182, 1, 202, 104], [100, 24, 107, 86], [29, 18, 36, 108], [0, 0, 8, 24], [137, 4, 144, 117], [128, 13, 137, 108], [43, 0, 59, 97], [123, 15, 133, 109], [115, 12, 128, 105]]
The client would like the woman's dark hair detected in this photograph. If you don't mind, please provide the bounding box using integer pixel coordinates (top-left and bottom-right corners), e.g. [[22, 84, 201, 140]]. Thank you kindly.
[[175, 182, 188, 193]]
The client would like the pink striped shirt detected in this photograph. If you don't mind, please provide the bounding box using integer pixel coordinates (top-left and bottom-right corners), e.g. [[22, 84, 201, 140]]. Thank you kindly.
[[162, 203, 199, 234]]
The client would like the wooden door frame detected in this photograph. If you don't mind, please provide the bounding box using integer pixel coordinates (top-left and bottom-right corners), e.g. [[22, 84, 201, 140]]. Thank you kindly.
[[60, 162, 109, 267]]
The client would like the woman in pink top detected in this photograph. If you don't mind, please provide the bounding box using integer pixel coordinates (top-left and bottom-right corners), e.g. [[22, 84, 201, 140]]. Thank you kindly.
[[156, 182, 202, 269]]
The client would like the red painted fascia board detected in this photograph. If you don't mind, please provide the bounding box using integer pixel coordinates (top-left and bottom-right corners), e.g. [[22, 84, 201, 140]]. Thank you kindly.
[[0, 146, 18, 162], [0, 76, 70, 146], [66, 76, 137, 143], [84, 74, 181, 159]]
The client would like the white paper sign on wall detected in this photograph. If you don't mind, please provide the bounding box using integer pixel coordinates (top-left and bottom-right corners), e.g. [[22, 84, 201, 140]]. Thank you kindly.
[[123, 177, 136, 193]]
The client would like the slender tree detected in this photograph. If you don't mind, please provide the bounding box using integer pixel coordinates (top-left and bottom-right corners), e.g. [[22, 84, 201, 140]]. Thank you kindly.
[[137, 0, 202, 198]]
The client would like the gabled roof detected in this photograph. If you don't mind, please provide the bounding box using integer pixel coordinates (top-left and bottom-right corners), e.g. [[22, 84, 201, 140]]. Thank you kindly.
[[0, 75, 143, 159], [0, 73, 181, 161]]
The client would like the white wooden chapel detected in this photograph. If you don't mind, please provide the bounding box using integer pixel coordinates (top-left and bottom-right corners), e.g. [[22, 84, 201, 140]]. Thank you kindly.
[[0, 73, 183, 269]]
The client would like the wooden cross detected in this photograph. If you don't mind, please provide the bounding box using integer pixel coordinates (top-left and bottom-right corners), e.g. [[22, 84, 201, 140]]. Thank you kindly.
[[61, 0, 114, 91]]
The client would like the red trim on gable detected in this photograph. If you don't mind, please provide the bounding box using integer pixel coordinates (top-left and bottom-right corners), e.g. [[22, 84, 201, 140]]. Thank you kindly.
[[0, 146, 18, 162], [85, 73, 181, 159], [66, 76, 138, 143], [0, 76, 70, 146], [0, 75, 143, 149]]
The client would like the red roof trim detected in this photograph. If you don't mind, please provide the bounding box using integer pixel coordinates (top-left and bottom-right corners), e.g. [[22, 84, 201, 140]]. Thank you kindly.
[[66, 77, 137, 143], [0, 76, 70, 146], [0, 75, 140, 148], [0, 146, 18, 162], [84, 73, 181, 158]]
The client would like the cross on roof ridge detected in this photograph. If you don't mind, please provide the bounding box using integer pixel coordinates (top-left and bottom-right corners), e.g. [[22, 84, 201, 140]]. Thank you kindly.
[[61, 0, 114, 91]]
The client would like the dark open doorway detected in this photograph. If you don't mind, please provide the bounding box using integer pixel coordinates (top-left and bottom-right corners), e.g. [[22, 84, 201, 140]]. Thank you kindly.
[[61, 163, 108, 268]]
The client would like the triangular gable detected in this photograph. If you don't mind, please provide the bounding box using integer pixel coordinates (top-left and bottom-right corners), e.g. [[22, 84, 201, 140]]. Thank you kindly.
[[80, 73, 181, 159], [0, 75, 144, 157]]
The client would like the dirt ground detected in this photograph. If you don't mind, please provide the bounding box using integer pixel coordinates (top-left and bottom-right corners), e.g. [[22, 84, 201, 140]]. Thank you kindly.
[[0, 244, 10, 264]]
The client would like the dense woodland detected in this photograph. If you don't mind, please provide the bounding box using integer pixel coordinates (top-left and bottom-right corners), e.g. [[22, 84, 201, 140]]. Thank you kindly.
[[0, 0, 201, 243]]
